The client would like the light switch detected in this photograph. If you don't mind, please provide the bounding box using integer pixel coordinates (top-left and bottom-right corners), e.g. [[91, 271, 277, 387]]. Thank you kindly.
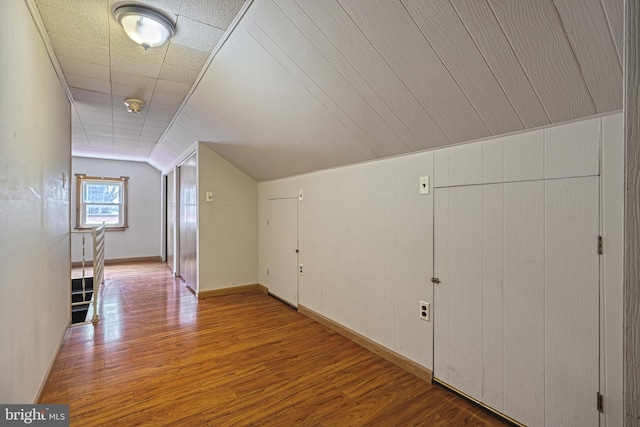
[[206, 192, 213, 202], [419, 176, 430, 195]]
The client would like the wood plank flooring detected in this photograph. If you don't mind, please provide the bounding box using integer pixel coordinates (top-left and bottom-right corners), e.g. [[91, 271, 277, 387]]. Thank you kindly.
[[40, 261, 508, 426]]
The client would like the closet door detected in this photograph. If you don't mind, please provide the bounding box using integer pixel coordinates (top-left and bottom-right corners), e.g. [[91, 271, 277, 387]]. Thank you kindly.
[[178, 153, 197, 292], [543, 176, 599, 426], [433, 177, 599, 427], [502, 181, 545, 425], [166, 170, 175, 272], [433, 185, 484, 401], [266, 198, 298, 306]]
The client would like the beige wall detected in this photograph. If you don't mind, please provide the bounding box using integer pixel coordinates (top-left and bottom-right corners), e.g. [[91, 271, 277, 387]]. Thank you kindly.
[[0, 0, 71, 403], [197, 143, 258, 291], [71, 157, 162, 262]]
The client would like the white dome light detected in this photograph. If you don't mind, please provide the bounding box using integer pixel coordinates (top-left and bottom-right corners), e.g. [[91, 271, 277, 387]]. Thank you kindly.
[[113, 5, 175, 50]]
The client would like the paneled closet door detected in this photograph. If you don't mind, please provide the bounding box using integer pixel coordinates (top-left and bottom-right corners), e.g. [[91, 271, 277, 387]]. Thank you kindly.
[[433, 176, 599, 427], [543, 176, 599, 426], [178, 153, 197, 292]]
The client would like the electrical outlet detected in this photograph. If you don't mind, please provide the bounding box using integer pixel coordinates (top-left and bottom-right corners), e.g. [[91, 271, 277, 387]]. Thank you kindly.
[[419, 300, 430, 321], [299, 263, 304, 275]]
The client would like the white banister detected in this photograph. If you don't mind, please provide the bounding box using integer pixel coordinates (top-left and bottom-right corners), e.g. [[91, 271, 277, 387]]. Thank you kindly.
[[91, 224, 105, 323], [71, 223, 106, 324]]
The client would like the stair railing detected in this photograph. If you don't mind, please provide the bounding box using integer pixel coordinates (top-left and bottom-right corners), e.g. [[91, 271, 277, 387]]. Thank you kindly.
[[71, 223, 106, 323]]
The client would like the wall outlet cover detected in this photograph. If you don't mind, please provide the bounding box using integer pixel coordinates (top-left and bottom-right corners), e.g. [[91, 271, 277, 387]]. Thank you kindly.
[[419, 300, 430, 321]]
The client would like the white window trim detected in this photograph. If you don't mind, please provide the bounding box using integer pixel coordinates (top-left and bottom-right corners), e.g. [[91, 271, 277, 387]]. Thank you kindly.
[[75, 174, 129, 231]]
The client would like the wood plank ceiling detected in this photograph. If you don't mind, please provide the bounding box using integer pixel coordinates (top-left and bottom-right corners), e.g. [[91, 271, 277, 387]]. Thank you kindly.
[[33, 0, 623, 181]]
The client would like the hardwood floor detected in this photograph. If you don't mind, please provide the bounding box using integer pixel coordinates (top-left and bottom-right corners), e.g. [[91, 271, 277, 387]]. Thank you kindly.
[[41, 261, 508, 426]]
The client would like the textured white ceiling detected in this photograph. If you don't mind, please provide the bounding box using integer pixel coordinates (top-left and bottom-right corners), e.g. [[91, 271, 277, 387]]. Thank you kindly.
[[33, 0, 244, 162], [32, 0, 623, 181], [152, 0, 623, 180]]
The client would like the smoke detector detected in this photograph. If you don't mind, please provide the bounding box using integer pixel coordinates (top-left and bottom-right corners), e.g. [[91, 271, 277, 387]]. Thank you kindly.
[[124, 98, 144, 113]]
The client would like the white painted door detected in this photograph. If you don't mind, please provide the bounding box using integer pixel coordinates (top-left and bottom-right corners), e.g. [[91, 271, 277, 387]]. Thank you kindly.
[[267, 198, 298, 306], [502, 181, 546, 424], [544, 176, 599, 426], [166, 170, 175, 272], [178, 153, 197, 292], [433, 185, 484, 401], [433, 176, 599, 426]]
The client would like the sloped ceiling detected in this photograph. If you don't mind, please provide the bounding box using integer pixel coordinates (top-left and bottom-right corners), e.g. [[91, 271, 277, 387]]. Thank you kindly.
[[152, 0, 623, 180], [33, 0, 624, 181]]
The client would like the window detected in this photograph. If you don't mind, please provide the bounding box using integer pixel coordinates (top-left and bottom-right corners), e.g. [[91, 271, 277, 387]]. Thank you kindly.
[[76, 175, 129, 230]]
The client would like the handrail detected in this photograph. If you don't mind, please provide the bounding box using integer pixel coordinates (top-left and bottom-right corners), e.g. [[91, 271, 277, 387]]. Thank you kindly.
[[71, 223, 106, 324], [91, 224, 105, 323]]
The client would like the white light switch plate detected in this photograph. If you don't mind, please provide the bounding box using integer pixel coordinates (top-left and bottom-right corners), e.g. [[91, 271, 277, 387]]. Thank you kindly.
[[419, 176, 430, 195]]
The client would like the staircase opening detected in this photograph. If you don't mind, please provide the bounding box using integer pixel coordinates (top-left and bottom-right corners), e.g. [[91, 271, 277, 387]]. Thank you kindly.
[[71, 276, 94, 324]]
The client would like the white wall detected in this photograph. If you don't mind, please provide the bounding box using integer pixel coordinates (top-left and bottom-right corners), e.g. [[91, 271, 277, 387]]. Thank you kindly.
[[71, 157, 162, 262], [258, 113, 624, 424], [197, 143, 258, 291], [259, 152, 434, 367], [0, 0, 71, 403]]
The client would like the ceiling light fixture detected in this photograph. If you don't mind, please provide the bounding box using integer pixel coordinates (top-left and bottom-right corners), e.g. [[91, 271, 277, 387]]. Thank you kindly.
[[124, 98, 144, 113], [113, 5, 175, 50]]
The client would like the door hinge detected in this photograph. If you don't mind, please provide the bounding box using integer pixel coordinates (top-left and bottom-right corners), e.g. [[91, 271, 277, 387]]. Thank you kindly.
[[597, 392, 604, 413], [597, 235, 603, 255], [431, 277, 441, 284]]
